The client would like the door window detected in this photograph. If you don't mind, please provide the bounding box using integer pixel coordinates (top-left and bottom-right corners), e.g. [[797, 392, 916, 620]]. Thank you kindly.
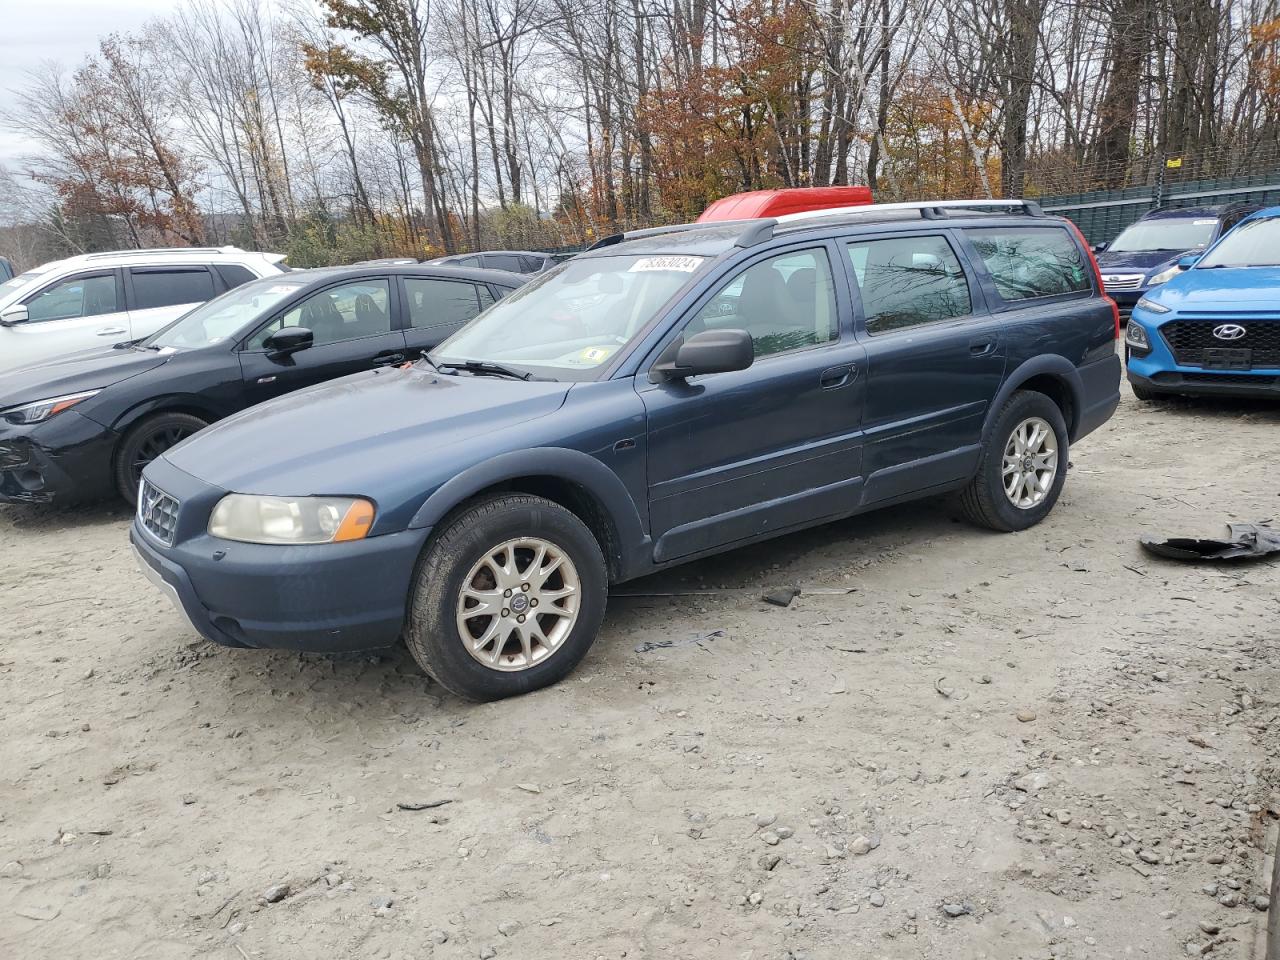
[[845, 236, 971, 335], [404, 278, 491, 329], [130, 268, 215, 311], [24, 273, 119, 323], [965, 227, 1090, 301], [248, 279, 392, 349], [684, 248, 839, 359]]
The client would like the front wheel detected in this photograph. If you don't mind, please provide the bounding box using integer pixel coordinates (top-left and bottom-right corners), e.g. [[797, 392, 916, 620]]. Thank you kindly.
[[114, 412, 208, 505], [959, 391, 1069, 532], [1130, 381, 1165, 403], [405, 494, 608, 701]]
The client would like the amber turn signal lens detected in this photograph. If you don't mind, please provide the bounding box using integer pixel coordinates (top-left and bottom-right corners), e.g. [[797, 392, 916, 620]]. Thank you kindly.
[[334, 499, 376, 542]]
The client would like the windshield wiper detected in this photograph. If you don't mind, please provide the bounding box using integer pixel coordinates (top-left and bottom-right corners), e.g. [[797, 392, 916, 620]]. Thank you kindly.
[[436, 359, 539, 381]]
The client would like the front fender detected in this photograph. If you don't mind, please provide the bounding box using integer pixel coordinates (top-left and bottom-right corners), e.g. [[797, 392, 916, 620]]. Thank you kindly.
[[407, 447, 652, 580]]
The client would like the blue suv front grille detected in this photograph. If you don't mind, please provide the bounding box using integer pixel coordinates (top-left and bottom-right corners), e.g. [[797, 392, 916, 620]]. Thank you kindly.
[[1161, 319, 1280, 368]]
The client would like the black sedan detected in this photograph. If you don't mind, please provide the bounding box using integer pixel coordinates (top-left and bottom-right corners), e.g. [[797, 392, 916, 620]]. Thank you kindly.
[[0, 263, 524, 505]]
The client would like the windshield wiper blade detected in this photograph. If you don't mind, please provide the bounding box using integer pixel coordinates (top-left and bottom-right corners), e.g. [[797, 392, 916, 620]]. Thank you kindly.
[[437, 359, 538, 381]]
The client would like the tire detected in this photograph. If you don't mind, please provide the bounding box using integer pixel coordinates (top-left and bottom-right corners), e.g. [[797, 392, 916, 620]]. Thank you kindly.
[[405, 494, 608, 701], [114, 412, 208, 505], [959, 391, 1069, 532]]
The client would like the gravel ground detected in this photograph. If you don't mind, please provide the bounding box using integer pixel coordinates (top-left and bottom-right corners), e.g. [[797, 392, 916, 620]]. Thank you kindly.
[[2, 384, 1279, 960]]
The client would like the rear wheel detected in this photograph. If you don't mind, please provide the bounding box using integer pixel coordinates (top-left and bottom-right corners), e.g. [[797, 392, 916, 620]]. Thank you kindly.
[[114, 412, 208, 505], [959, 391, 1069, 532], [405, 494, 608, 701]]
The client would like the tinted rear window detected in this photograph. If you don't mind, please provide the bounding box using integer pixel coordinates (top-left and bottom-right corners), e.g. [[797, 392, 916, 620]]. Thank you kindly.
[[966, 227, 1090, 301], [214, 264, 257, 290], [131, 267, 216, 310]]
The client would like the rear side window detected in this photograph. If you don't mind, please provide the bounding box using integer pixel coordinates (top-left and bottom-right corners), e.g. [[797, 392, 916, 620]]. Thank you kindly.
[[130, 267, 215, 310], [845, 235, 971, 335], [214, 264, 257, 290], [966, 227, 1090, 302], [485, 254, 523, 272], [404, 278, 491, 328]]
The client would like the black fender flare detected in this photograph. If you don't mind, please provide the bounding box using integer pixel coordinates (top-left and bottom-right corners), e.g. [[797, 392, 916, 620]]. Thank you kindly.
[[110, 395, 224, 436], [982, 355, 1084, 445], [407, 447, 651, 574]]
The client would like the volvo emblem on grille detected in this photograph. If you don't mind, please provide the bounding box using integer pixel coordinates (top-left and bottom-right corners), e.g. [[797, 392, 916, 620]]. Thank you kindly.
[[1213, 323, 1247, 341]]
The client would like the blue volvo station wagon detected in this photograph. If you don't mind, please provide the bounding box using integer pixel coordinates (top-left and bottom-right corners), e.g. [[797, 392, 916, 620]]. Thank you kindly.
[[1126, 206, 1280, 400], [132, 200, 1122, 700]]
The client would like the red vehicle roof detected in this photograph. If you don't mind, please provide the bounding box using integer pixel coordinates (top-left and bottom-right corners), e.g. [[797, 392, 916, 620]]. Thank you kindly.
[[696, 186, 874, 222]]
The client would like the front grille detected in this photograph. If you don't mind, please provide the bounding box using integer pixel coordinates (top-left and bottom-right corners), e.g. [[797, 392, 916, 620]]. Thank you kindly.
[[1102, 274, 1144, 292], [1160, 319, 1280, 368], [1117, 305, 1134, 324], [138, 479, 180, 546]]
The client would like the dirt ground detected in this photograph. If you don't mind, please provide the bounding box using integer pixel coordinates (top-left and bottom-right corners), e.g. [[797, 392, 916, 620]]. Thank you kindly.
[[2, 382, 1279, 960]]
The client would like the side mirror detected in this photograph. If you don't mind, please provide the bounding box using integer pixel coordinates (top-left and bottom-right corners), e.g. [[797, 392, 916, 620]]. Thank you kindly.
[[1091, 242, 1107, 254], [650, 329, 754, 383], [1177, 254, 1201, 270], [0, 305, 29, 327], [263, 326, 314, 356]]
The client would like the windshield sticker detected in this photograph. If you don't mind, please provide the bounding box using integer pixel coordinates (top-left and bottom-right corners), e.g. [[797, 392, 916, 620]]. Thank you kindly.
[[580, 346, 616, 363], [628, 256, 704, 273], [1193, 219, 1217, 225], [265, 284, 303, 294]]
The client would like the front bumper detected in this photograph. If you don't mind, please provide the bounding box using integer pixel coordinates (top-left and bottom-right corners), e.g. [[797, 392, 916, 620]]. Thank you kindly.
[[1126, 313, 1280, 399], [1128, 369, 1280, 399], [130, 456, 431, 653], [0, 411, 118, 504]]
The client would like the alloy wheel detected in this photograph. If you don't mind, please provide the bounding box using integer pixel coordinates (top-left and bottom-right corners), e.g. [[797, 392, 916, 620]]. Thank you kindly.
[[1002, 416, 1058, 509], [455, 537, 581, 672]]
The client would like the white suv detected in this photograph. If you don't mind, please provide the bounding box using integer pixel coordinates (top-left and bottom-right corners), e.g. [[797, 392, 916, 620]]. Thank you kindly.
[[0, 247, 287, 376]]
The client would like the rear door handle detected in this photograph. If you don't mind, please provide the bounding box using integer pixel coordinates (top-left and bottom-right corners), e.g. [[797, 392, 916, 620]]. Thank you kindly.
[[820, 364, 855, 389], [969, 336, 997, 357], [371, 352, 405, 367], [96, 327, 128, 337]]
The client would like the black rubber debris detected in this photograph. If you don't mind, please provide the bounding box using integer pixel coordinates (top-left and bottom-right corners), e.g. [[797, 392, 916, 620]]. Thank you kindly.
[[1140, 521, 1280, 562]]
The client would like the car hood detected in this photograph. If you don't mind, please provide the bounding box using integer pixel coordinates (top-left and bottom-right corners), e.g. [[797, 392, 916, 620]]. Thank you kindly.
[[1147, 267, 1280, 310], [0, 346, 169, 409], [163, 365, 573, 494], [1096, 249, 1183, 273]]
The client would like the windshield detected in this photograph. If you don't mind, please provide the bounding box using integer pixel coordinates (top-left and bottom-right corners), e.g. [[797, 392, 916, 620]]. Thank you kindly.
[[146, 279, 307, 349], [1108, 216, 1218, 253], [1196, 215, 1280, 268], [0, 268, 50, 299], [432, 254, 706, 380]]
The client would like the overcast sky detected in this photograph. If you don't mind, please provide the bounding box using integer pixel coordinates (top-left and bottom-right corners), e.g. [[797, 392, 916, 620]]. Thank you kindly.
[[0, 0, 185, 169]]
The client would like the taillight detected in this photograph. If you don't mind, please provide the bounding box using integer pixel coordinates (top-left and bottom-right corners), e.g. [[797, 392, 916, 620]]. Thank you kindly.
[[1066, 220, 1119, 339]]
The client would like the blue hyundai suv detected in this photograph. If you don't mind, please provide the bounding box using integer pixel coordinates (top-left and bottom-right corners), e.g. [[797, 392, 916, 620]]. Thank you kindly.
[[1126, 206, 1280, 400], [132, 201, 1121, 700], [1097, 204, 1259, 322]]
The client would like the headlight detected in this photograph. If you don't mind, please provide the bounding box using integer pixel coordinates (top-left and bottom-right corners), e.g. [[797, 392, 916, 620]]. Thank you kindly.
[[209, 494, 375, 545], [1135, 296, 1170, 314], [1, 390, 101, 425], [1147, 265, 1181, 286], [1125, 322, 1150, 349]]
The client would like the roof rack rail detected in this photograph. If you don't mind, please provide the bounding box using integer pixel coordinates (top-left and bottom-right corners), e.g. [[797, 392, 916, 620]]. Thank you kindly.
[[585, 220, 760, 251], [81, 246, 247, 260], [734, 218, 776, 248], [777, 198, 1045, 224]]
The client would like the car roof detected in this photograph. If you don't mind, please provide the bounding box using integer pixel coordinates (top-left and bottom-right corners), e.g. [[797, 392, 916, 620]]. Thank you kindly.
[[266, 263, 526, 288], [578, 211, 1072, 260]]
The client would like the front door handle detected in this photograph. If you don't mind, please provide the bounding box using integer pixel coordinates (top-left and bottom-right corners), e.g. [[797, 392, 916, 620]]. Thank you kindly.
[[371, 353, 405, 367], [969, 336, 997, 357], [820, 364, 856, 389], [96, 326, 128, 337]]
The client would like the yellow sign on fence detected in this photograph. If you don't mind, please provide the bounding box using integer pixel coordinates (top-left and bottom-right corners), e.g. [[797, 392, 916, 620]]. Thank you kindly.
[[1165, 157, 1183, 169]]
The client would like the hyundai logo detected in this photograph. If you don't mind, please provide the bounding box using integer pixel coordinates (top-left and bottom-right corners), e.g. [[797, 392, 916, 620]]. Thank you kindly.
[[1212, 323, 1247, 341]]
